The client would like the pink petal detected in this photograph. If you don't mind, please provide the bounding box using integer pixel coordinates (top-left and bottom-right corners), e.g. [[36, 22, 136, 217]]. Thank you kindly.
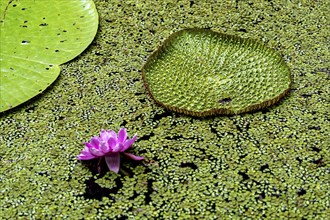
[[100, 129, 109, 141], [89, 137, 101, 150], [105, 153, 120, 173], [100, 141, 109, 153], [107, 130, 117, 139], [77, 149, 96, 160], [107, 137, 117, 150], [112, 143, 124, 153], [100, 129, 116, 140], [90, 148, 105, 157], [123, 152, 144, 161], [118, 128, 127, 143], [84, 142, 94, 149], [80, 149, 92, 155], [82, 145, 91, 152], [77, 153, 96, 160], [122, 134, 137, 152]]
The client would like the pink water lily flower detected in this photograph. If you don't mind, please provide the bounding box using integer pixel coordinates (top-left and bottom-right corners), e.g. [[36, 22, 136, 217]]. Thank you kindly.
[[77, 128, 144, 173]]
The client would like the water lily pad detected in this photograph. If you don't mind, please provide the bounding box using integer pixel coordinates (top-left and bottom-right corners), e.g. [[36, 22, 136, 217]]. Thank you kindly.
[[0, 0, 98, 112], [142, 29, 291, 116]]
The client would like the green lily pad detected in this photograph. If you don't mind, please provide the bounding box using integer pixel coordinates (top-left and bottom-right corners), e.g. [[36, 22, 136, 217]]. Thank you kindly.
[[142, 29, 291, 116], [0, 0, 98, 112]]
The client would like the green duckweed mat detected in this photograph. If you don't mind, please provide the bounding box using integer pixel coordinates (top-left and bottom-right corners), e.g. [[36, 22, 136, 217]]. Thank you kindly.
[[1, 0, 329, 219]]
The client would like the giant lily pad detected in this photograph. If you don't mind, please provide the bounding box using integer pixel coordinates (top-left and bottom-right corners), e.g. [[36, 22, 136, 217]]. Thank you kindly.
[[142, 29, 291, 116], [0, 0, 98, 112]]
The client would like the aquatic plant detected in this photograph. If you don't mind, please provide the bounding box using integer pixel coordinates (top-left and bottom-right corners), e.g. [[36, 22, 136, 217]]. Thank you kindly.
[[0, 0, 98, 112], [77, 128, 144, 173], [142, 28, 291, 116]]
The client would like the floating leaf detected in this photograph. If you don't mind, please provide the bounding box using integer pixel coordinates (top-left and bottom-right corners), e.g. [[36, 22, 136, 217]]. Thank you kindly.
[[142, 29, 291, 116], [0, 0, 98, 112]]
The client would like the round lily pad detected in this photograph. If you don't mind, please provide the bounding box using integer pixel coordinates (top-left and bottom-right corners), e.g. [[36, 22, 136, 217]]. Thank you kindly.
[[0, 0, 98, 112], [142, 29, 291, 116]]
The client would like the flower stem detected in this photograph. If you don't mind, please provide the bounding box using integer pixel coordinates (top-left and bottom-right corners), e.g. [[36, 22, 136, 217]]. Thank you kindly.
[[119, 168, 130, 176], [97, 158, 102, 174]]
